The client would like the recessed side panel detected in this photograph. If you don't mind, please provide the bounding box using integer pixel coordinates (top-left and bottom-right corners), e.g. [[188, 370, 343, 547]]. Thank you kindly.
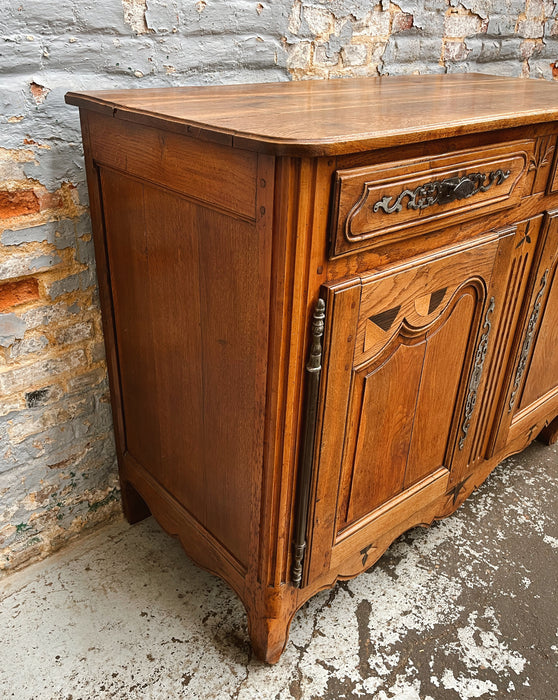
[[99, 171, 166, 474], [99, 166, 270, 569]]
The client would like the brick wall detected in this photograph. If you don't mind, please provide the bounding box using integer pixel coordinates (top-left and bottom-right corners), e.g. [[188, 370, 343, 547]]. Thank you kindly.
[[1, 0, 557, 574], [285, 1, 558, 78]]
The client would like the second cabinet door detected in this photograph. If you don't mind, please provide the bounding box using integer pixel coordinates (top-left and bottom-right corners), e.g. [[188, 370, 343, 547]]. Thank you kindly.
[[493, 210, 558, 454], [306, 230, 512, 585]]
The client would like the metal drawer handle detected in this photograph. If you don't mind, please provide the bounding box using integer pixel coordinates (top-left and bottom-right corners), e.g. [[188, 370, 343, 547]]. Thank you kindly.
[[373, 169, 511, 215]]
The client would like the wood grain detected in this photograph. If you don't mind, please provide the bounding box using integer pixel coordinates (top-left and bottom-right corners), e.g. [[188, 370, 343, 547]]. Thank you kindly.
[[87, 111, 258, 220], [519, 265, 558, 409], [98, 159, 271, 568], [66, 74, 558, 156], [331, 140, 532, 257]]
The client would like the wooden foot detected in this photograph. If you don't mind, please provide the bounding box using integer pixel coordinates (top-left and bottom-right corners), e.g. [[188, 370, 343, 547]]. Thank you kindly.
[[120, 479, 151, 524], [246, 608, 294, 664], [537, 415, 558, 446]]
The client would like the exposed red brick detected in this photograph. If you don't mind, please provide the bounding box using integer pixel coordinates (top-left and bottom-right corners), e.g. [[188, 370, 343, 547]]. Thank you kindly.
[[37, 190, 63, 210], [0, 190, 40, 219], [392, 12, 413, 33], [551, 62, 558, 79], [30, 81, 50, 104], [443, 39, 470, 62], [0, 278, 40, 312]]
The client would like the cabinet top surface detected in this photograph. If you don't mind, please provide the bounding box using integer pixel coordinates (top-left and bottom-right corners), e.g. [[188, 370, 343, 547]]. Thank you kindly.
[[66, 73, 558, 156]]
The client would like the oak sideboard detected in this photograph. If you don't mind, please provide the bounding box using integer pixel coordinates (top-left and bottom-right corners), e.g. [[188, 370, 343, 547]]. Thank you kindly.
[[66, 74, 558, 663]]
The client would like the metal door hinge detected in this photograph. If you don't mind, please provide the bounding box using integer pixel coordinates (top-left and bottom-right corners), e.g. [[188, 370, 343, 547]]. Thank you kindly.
[[292, 298, 325, 588]]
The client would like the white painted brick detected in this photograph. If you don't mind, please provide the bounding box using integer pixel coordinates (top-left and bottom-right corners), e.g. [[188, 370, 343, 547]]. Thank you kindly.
[[303, 6, 333, 36], [122, 0, 148, 34], [342, 44, 368, 66], [54, 321, 94, 346], [7, 395, 95, 444], [526, 0, 555, 19], [20, 304, 77, 332], [314, 45, 340, 67], [2, 0, 558, 579], [444, 39, 471, 61], [287, 41, 312, 69], [0, 349, 88, 393], [288, 0, 302, 34], [0, 252, 62, 282], [445, 11, 483, 38], [9, 335, 49, 360], [517, 18, 545, 38]]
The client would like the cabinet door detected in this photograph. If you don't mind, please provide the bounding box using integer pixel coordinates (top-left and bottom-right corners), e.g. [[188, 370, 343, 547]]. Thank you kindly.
[[493, 210, 558, 452], [305, 232, 509, 585]]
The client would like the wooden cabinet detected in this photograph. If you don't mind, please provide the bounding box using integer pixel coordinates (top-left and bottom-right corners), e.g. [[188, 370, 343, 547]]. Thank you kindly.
[[66, 74, 558, 663]]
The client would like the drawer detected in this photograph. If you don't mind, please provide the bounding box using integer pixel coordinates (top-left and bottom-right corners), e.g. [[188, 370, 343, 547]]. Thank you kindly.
[[330, 140, 534, 258]]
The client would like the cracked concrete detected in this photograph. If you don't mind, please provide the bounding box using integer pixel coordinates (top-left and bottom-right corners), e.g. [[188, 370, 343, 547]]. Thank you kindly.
[[1, 439, 556, 699]]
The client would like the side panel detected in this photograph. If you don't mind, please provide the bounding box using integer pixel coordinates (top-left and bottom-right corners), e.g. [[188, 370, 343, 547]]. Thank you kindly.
[[97, 163, 271, 570]]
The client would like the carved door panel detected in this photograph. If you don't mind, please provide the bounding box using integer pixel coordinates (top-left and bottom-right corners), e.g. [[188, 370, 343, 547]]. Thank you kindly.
[[305, 232, 510, 585], [493, 210, 558, 452]]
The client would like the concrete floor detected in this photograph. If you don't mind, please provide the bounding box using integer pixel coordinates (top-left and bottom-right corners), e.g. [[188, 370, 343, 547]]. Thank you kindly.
[[1, 441, 557, 700]]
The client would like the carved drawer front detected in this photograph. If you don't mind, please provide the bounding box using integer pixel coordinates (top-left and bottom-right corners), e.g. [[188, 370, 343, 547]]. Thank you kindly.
[[331, 140, 533, 258]]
